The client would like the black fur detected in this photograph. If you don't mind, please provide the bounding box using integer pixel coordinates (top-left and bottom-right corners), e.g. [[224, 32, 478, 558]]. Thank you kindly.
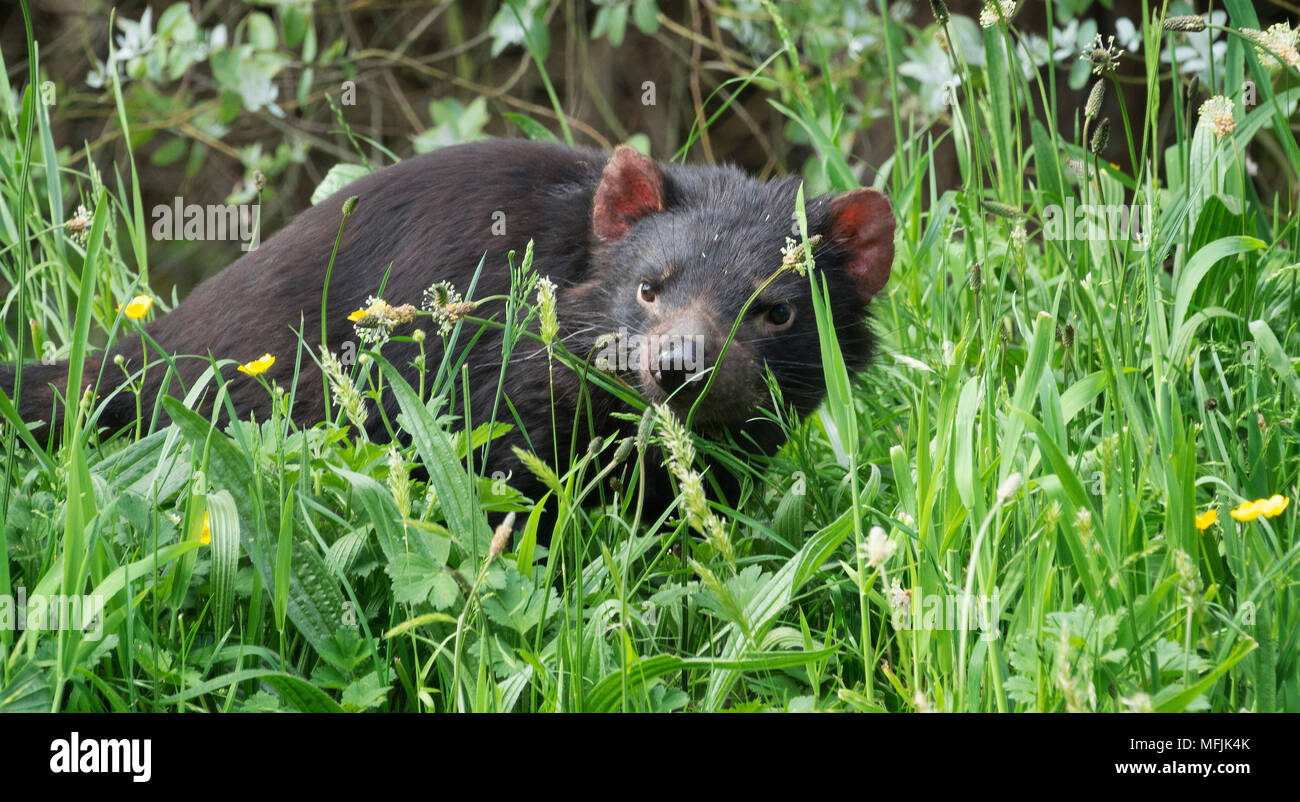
[[2, 140, 893, 514]]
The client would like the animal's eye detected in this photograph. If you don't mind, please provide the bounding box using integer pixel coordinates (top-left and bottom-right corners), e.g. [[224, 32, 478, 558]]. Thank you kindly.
[[639, 281, 657, 303], [767, 303, 794, 326]]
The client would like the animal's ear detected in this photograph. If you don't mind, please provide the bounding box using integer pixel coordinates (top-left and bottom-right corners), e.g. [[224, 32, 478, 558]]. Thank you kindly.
[[593, 145, 665, 243], [827, 188, 895, 303]]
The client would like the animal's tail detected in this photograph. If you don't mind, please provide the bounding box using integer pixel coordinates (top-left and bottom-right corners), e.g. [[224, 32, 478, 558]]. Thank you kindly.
[[0, 355, 135, 448]]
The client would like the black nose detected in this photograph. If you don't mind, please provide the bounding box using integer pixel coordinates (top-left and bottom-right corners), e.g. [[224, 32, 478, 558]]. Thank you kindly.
[[652, 338, 701, 395]]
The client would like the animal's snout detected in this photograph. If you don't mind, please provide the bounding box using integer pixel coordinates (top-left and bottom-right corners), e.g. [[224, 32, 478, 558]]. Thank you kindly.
[[652, 334, 703, 394], [644, 311, 713, 398]]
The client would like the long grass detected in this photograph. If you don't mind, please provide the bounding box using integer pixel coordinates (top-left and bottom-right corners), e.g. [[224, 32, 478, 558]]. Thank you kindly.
[[0, 3, 1296, 712]]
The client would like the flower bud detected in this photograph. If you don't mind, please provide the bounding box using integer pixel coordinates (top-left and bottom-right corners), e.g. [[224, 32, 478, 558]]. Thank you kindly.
[[1085, 80, 1105, 119], [1090, 117, 1110, 155], [1163, 15, 1206, 32]]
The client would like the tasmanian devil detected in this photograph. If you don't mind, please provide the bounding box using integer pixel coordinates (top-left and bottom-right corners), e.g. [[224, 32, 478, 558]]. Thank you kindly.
[[3, 139, 894, 517]]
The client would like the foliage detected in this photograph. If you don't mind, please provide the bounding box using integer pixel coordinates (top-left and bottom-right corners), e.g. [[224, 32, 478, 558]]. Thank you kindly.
[[0, 0, 1297, 712]]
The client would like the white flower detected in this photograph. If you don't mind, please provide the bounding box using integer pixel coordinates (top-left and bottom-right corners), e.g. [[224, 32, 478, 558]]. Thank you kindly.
[[1198, 95, 1236, 140], [655, 404, 732, 561], [319, 346, 368, 435], [1080, 33, 1125, 75], [1010, 221, 1028, 252], [536, 277, 558, 345], [887, 579, 911, 613], [863, 525, 897, 568], [913, 691, 935, 713], [979, 0, 1015, 28], [997, 472, 1023, 502], [1121, 692, 1154, 713], [387, 447, 410, 518], [998, 467, 1019, 499], [1242, 22, 1300, 70]]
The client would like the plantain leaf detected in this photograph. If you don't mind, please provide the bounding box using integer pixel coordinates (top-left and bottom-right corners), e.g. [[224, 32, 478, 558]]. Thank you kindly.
[[1171, 235, 1265, 339], [207, 489, 240, 629]]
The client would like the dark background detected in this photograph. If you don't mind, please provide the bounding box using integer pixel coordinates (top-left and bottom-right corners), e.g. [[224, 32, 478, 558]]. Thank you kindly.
[[2, 1, 1293, 298]]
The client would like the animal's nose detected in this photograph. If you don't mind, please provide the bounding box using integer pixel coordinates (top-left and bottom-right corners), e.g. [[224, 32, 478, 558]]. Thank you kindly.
[[652, 336, 702, 395]]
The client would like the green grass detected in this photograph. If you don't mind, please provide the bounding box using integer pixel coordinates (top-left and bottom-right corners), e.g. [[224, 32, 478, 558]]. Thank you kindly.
[[0, 2, 1298, 712]]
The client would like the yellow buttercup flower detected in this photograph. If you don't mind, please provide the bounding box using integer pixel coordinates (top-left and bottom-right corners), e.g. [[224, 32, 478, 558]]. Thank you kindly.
[[201, 511, 211, 546], [122, 295, 153, 320], [1194, 509, 1218, 531], [1256, 495, 1290, 517], [237, 353, 275, 376], [347, 308, 367, 322], [1230, 495, 1290, 522], [1231, 501, 1260, 521]]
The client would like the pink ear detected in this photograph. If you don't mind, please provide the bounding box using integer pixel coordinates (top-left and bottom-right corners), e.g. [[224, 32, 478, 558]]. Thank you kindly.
[[828, 188, 895, 303], [593, 145, 665, 243]]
